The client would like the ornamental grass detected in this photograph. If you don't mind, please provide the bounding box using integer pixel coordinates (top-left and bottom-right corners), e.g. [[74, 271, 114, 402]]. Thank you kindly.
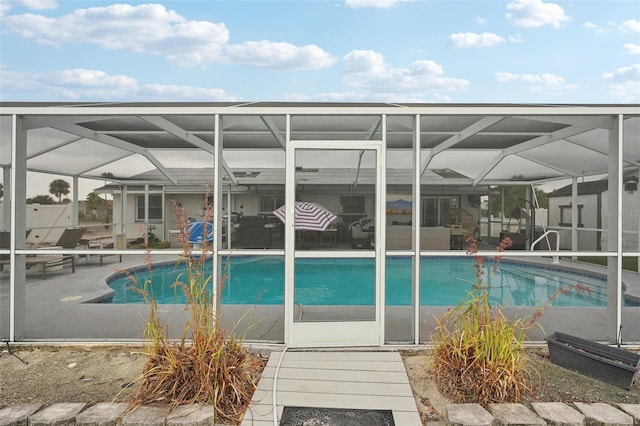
[[126, 197, 261, 425], [430, 236, 590, 406]]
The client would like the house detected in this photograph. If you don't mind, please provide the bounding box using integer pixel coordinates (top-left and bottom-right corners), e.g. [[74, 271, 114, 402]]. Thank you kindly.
[[547, 172, 640, 250], [95, 167, 488, 250]]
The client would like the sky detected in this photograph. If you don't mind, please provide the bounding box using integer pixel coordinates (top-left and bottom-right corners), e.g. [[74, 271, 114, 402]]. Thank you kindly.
[[0, 0, 639, 198], [0, 0, 639, 104]]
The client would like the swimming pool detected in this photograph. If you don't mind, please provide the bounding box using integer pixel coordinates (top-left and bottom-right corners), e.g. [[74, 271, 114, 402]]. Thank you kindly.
[[106, 256, 625, 307]]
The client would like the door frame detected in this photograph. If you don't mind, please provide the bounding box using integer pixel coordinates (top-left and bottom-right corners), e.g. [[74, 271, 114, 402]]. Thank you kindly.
[[284, 138, 386, 347]]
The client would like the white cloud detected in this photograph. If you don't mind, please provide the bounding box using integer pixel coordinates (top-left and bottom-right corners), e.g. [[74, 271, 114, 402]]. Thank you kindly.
[[450, 32, 506, 48], [341, 50, 468, 101], [496, 71, 577, 95], [44, 69, 137, 89], [476, 16, 487, 25], [602, 63, 640, 81], [13, 0, 58, 9], [584, 22, 605, 34], [0, 66, 237, 101], [620, 19, 640, 33], [506, 0, 570, 29], [1, 0, 58, 16], [602, 64, 640, 102], [224, 41, 336, 69], [1, 3, 334, 69], [345, 0, 413, 9], [139, 84, 234, 101], [496, 71, 565, 86], [508, 34, 523, 43], [624, 44, 640, 55], [606, 81, 640, 103]]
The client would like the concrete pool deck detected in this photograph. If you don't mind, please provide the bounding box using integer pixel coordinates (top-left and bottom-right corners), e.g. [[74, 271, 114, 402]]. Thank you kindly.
[[0, 254, 639, 343]]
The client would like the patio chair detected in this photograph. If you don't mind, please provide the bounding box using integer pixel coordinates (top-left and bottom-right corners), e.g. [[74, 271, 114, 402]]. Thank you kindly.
[[350, 218, 374, 249], [54, 228, 87, 249], [1, 230, 31, 269], [44, 228, 87, 273], [187, 221, 214, 250], [0, 229, 76, 278], [238, 216, 271, 248]]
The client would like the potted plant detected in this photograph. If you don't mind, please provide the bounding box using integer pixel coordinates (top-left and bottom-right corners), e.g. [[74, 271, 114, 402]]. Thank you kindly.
[[546, 331, 640, 390]]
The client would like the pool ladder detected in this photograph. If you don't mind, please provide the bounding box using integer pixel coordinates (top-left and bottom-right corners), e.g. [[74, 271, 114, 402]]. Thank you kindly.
[[530, 230, 560, 264]]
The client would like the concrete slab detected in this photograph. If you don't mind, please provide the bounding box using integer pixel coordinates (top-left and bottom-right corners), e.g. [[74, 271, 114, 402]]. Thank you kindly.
[[530, 402, 585, 425], [616, 404, 640, 424], [446, 404, 494, 426], [489, 403, 546, 425], [75, 402, 129, 426], [0, 403, 43, 426], [28, 403, 86, 426], [165, 404, 218, 425], [120, 405, 170, 426], [574, 402, 634, 425]]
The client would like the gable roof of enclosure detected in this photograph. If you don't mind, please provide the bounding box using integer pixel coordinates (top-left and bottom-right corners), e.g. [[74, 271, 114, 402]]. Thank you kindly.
[[0, 102, 638, 189]]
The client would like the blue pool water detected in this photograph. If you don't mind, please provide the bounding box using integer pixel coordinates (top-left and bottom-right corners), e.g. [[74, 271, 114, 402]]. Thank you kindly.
[[106, 256, 623, 307]]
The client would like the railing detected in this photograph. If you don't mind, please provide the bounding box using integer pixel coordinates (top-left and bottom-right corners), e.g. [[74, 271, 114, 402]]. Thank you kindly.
[[530, 230, 560, 264]]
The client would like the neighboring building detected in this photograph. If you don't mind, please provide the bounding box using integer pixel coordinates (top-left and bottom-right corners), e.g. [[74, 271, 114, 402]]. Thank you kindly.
[[548, 173, 640, 250]]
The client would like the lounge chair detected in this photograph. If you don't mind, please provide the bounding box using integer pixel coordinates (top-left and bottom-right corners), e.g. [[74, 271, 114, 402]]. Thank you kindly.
[[43, 228, 86, 274], [187, 221, 214, 250], [0, 229, 76, 278], [54, 228, 87, 249]]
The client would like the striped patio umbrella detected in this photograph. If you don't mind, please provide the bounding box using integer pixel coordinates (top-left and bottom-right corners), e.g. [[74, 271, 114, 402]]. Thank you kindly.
[[273, 201, 337, 231]]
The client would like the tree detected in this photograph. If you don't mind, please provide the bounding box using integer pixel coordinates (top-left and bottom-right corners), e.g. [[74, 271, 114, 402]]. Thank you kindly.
[[489, 175, 548, 220], [49, 179, 70, 204], [27, 195, 55, 204], [100, 172, 115, 201], [86, 192, 105, 210], [86, 191, 104, 220]]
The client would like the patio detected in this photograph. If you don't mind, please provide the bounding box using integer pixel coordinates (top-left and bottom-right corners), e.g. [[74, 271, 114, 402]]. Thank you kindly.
[[1, 253, 638, 343]]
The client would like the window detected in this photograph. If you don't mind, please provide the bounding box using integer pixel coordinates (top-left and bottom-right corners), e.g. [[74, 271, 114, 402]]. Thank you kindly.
[[559, 203, 583, 227], [340, 196, 365, 214], [136, 194, 163, 221], [421, 196, 460, 227], [260, 195, 284, 213]]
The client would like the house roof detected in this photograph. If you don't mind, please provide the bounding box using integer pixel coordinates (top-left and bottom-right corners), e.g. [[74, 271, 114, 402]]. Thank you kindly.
[[94, 167, 489, 194], [547, 180, 610, 197], [1, 102, 638, 190]]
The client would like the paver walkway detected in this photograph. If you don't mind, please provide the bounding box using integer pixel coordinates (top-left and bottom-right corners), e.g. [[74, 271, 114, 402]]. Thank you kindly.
[[241, 350, 422, 425]]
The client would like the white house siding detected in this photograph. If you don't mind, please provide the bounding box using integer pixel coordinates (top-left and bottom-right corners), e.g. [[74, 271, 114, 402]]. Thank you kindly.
[[548, 183, 640, 251], [548, 193, 600, 250], [112, 192, 238, 244]]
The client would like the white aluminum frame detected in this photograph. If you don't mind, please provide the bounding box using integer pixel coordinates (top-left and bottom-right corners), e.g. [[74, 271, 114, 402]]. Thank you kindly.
[[286, 137, 385, 347], [0, 104, 637, 344]]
